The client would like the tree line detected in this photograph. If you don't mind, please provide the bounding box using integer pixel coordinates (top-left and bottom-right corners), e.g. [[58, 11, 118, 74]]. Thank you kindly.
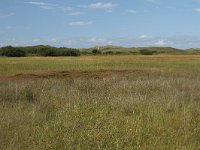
[[1, 45, 196, 57], [0, 45, 80, 57]]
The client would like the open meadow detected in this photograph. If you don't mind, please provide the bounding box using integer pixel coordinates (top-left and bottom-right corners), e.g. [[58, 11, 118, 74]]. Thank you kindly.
[[0, 55, 200, 149]]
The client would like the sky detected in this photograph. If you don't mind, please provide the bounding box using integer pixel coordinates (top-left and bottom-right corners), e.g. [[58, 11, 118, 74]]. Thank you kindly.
[[1, 0, 200, 49]]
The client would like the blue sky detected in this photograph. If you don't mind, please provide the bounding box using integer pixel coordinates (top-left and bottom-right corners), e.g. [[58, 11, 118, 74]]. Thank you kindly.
[[1, 0, 200, 48]]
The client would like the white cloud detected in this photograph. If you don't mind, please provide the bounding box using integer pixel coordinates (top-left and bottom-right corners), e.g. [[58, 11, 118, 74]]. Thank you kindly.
[[0, 26, 14, 35], [59, 40, 73, 46], [88, 37, 113, 45], [87, 2, 117, 9], [154, 40, 167, 46], [68, 12, 86, 16], [33, 39, 39, 43], [0, 42, 3, 47], [127, 9, 137, 13], [146, 0, 159, 4], [50, 38, 60, 42], [106, 10, 113, 13], [167, 6, 175, 9], [4, 35, 200, 49], [139, 35, 153, 39], [80, 2, 118, 12], [194, 8, 200, 12], [66, 40, 72, 44], [27, 1, 46, 5], [69, 21, 93, 26], [27, 1, 72, 11], [0, 12, 15, 19]]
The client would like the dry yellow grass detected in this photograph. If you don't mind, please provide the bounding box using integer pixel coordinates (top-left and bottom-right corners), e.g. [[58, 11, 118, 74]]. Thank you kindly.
[[0, 55, 200, 149], [1, 55, 200, 76]]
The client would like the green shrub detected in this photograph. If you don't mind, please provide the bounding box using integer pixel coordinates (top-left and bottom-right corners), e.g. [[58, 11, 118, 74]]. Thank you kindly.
[[39, 47, 80, 56], [140, 49, 153, 55], [92, 49, 101, 54], [22, 45, 54, 55], [40, 48, 57, 56], [61, 49, 81, 56], [0, 46, 26, 57], [104, 51, 114, 55], [130, 51, 138, 55], [81, 51, 91, 55]]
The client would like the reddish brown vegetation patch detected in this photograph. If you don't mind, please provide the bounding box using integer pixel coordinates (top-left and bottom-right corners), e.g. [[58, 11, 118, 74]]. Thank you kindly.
[[0, 69, 160, 81]]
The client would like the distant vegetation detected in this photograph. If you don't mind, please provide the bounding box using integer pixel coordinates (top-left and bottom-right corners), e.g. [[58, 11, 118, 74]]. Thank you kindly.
[[187, 48, 200, 54], [0, 46, 26, 57], [0, 45, 80, 57], [81, 45, 200, 55], [1, 45, 200, 57], [139, 49, 154, 55], [81, 45, 186, 55]]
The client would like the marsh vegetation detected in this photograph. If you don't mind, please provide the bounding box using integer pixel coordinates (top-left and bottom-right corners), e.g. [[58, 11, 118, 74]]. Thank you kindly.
[[0, 55, 200, 149]]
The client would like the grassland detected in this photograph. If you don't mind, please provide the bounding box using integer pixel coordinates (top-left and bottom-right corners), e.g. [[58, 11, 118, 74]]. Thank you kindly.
[[0, 55, 200, 149], [1, 55, 200, 76]]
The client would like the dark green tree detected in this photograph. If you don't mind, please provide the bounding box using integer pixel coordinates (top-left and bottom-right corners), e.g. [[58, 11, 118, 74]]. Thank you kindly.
[[0, 46, 26, 57]]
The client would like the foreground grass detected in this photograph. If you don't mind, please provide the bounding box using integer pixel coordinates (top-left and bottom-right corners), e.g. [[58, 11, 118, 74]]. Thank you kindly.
[[0, 55, 200, 149], [1, 73, 200, 149]]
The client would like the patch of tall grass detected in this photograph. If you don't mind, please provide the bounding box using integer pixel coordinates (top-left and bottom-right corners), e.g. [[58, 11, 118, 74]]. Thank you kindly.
[[0, 72, 200, 149]]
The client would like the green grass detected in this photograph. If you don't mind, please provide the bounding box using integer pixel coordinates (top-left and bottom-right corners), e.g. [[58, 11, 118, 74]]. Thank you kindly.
[[0, 55, 200, 75], [0, 55, 200, 149]]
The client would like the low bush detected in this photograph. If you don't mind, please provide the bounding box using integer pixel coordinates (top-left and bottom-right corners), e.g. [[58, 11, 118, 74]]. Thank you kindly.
[[130, 51, 138, 55], [40, 48, 57, 56], [60, 49, 81, 56], [104, 51, 114, 55], [39, 47, 80, 56], [92, 49, 102, 54], [140, 49, 153, 55], [0, 46, 26, 57], [0, 45, 81, 57]]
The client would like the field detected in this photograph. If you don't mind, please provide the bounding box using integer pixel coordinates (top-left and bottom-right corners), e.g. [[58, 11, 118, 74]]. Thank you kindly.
[[0, 55, 200, 149]]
